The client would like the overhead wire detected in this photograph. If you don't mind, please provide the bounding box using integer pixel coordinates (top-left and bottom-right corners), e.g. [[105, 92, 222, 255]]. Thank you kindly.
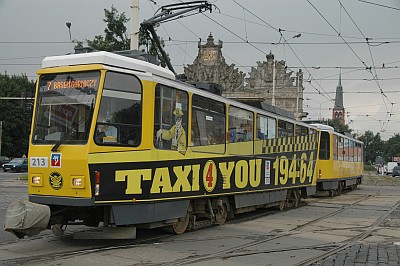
[[338, 0, 394, 131], [307, 0, 394, 133], [357, 0, 400, 11]]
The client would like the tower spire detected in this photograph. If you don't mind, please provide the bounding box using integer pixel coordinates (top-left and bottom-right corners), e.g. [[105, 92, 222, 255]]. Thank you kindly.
[[334, 71, 344, 108], [332, 70, 345, 125]]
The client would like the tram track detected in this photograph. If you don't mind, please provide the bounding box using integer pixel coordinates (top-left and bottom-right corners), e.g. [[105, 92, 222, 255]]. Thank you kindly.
[[154, 188, 390, 266], [0, 185, 395, 266]]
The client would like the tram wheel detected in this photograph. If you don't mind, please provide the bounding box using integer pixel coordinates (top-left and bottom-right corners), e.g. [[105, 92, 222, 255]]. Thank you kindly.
[[215, 203, 228, 225], [172, 214, 190, 235]]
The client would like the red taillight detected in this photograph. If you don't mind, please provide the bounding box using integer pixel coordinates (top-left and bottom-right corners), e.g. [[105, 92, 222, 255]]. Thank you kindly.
[[95, 171, 100, 196]]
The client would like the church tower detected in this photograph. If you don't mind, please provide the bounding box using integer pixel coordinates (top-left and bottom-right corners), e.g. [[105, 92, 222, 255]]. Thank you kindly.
[[332, 73, 345, 125]]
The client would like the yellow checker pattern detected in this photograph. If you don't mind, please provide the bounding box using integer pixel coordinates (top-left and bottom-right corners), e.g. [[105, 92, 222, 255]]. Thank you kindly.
[[263, 134, 317, 154]]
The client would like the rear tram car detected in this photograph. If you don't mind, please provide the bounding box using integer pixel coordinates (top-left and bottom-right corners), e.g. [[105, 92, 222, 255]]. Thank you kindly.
[[313, 124, 364, 197], [13, 51, 322, 238]]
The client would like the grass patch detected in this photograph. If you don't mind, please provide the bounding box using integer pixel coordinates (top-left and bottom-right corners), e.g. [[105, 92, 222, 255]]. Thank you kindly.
[[364, 165, 376, 171], [19, 174, 28, 180]]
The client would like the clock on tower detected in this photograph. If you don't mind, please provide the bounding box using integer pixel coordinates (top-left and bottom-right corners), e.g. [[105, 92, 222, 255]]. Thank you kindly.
[[201, 47, 217, 64]]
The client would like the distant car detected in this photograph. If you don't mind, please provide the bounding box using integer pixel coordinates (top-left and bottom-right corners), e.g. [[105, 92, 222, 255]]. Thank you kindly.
[[2, 158, 28, 172], [386, 162, 398, 175], [392, 166, 400, 177], [0, 156, 10, 167]]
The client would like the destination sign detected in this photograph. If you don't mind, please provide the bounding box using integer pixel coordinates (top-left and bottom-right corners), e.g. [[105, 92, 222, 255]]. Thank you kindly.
[[47, 79, 98, 90]]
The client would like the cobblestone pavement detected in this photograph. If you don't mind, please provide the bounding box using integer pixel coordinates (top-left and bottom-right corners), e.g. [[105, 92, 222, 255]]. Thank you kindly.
[[313, 243, 400, 266], [312, 171, 400, 266]]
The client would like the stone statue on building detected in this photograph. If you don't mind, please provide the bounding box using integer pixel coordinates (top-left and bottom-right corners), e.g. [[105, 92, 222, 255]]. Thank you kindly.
[[244, 51, 306, 118]]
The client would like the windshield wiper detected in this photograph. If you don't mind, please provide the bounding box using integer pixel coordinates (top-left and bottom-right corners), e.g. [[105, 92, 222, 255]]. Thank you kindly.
[[51, 124, 78, 152], [51, 100, 94, 152]]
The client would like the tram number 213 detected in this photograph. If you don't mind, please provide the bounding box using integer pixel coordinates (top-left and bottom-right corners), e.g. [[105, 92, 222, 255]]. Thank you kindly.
[[273, 152, 315, 186]]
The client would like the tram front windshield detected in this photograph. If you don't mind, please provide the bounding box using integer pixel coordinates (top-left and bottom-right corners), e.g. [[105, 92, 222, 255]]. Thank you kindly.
[[32, 71, 100, 144]]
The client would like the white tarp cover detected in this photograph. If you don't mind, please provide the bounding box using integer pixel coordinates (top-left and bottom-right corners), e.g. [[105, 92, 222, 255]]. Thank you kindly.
[[4, 200, 50, 238]]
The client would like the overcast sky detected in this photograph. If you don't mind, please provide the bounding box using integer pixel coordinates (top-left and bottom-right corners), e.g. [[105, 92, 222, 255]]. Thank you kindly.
[[1, 0, 399, 140]]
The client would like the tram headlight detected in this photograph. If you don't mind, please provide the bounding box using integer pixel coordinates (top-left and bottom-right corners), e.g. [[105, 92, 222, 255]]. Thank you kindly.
[[71, 176, 85, 188], [31, 175, 43, 186]]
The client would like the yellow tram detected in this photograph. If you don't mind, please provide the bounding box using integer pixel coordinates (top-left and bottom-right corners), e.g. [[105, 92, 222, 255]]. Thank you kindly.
[[12, 51, 323, 238], [313, 124, 364, 197]]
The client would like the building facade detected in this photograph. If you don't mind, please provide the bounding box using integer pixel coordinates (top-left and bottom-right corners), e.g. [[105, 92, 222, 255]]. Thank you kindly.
[[184, 34, 306, 119]]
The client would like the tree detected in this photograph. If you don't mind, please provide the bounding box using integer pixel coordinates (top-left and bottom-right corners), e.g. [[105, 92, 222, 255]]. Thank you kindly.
[[383, 133, 400, 162], [87, 6, 169, 66], [358, 130, 384, 164], [87, 5, 130, 51], [327, 118, 352, 134], [0, 74, 35, 157]]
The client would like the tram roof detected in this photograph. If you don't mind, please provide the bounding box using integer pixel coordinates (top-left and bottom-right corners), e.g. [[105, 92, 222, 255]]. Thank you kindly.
[[41, 51, 176, 80]]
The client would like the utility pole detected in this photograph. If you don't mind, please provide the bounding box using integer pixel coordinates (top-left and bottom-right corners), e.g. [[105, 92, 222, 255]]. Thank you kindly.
[[296, 74, 299, 120], [0, 121, 2, 156], [130, 0, 139, 50], [272, 60, 276, 106]]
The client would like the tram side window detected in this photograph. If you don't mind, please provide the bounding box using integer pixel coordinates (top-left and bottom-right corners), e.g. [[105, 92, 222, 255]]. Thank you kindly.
[[228, 106, 253, 143], [358, 143, 363, 162], [154, 85, 188, 153], [191, 95, 225, 146], [344, 139, 349, 161], [95, 72, 142, 146], [349, 140, 354, 161], [319, 131, 330, 160], [338, 137, 344, 161], [295, 125, 308, 136], [278, 120, 294, 137], [256, 115, 276, 140], [333, 135, 338, 160]]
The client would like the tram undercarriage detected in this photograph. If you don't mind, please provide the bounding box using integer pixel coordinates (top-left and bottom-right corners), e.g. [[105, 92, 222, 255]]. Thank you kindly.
[[45, 187, 314, 239]]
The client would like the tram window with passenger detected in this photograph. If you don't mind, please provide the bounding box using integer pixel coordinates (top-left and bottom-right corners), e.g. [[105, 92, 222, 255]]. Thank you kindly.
[[191, 95, 225, 146], [154, 85, 188, 152], [95, 71, 142, 146], [256, 114, 276, 140], [228, 106, 253, 142]]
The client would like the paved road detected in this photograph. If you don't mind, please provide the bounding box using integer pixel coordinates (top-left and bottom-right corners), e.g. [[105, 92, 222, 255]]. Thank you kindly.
[[1, 171, 400, 265]]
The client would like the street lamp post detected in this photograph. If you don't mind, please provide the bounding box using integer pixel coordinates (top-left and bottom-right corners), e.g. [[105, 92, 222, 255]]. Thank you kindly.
[[66, 22, 72, 42], [272, 33, 301, 107], [306, 98, 334, 122]]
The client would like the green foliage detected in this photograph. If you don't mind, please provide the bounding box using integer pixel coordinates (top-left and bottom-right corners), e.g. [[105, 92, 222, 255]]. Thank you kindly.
[[358, 130, 384, 165], [383, 133, 400, 162], [364, 164, 375, 171], [87, 5, 130, 51], [139, 30, 168, 67], [0, 74, 35, 157], [87, 5, 169, 66], [327, 118, 352, 134]]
